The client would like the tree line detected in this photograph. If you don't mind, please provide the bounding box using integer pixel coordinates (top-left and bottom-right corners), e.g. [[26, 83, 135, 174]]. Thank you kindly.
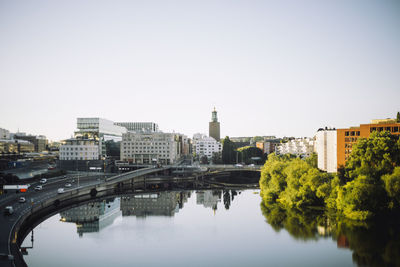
[[259, 131, 400, 220]]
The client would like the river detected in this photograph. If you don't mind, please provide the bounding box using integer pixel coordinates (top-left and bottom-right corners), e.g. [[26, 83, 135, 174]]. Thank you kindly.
[[21, 189, 400, 267]]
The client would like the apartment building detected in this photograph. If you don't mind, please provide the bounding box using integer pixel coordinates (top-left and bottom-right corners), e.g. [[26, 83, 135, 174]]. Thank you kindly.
[[337, 119, 400, 168], [315, 128, 337, 173], [192, 133, 222, 159], [275, 137, 315, 158], [59, 139, 100, 161]]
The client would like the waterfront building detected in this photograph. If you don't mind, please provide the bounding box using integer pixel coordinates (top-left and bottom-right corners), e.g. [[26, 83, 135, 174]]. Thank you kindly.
[[192, 133, 222, 159], [196, 190, 221, 211], [209, 108, 220, 141], [14, 134, 47, 152], [59, 138, 99, 161], [0, 128, 10, 139], [275, 137, 315, 158], [115, 122, 159, 133], [74, 118, 127, 157], [120, 132, 183, 165], [315, 128, 337, 173], [337, 118, 400, 168]]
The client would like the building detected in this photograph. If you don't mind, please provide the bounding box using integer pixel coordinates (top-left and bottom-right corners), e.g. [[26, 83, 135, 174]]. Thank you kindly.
[[256, 139, 281, 155], [275, 137, 315, 158], [209, 108, 220, 141], [74, 118, 127, 157], [59, 138, 99, 160], [120, 132, 182, 165], [315, 128, 337, 173], [0, 128, 10, 139], [337, 119, 400, 168], [14, 134, 47, 152], [192, 133, 222, 159], [115, 122, 159, 133], [0, 139, 34, 154], [196, 190, 221, 211]]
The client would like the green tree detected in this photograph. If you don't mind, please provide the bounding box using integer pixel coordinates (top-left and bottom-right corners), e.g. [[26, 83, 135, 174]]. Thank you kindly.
[[222, 136, 236, 164], [382, 166, 400, 209], [397, 112, 400, 122], [237, 146, 263, 164], [211, 152, 222, 164]]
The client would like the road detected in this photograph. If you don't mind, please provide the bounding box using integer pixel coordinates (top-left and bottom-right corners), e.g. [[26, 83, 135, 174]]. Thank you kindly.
[[0, 172, 110, 267]]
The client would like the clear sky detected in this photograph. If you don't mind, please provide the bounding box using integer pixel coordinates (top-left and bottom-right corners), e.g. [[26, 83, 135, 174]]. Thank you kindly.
[[1, 0, 399, 141]]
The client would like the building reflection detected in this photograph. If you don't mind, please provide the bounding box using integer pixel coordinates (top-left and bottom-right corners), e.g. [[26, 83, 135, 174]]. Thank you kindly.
[[120, 191, 190, 217], [196, 190, 221, 211], [60, 198, 121, 237]]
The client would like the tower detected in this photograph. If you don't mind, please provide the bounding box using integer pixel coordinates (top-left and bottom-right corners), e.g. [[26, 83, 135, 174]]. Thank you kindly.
[[209, 107, 220, 141]]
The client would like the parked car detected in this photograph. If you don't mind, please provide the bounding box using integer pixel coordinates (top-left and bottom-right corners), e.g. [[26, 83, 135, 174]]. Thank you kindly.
[[4, 206, 13, 215], [19, 197, 26, 203], [64, 183, 72, 188], [40, 178, 47, 184], [235, 164, 243, 168], [57, 188, 65, 194], [34, 185, 43, 191]]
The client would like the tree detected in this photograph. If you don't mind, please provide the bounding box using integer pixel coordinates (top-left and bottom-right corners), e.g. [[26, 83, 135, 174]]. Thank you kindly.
[[397, 112, 400, 122], [237, 146, 263, 164], [200, 155, 209, 164], [222, 136, 236, 164], [211, 152, 222, 164]]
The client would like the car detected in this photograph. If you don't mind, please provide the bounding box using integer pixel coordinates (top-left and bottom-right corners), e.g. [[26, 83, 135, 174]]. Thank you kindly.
[[40, 178, 47, 184], [4, 206, 13, 215], [19, 197, 26, 203], [64, 175, 67, 178], [57, 188, 65, 194], [235, 164, 243, 168], [34, 185, 43, 191], [71, 179, 75, 183], [249, 164, 255, 167], [64, 183, 72, 188]]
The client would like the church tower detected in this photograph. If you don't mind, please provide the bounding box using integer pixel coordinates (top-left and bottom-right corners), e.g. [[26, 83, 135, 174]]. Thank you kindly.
[[209, 107, 220, 141]]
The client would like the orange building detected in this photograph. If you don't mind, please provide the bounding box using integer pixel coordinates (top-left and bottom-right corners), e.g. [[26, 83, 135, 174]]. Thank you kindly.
[[337, 119, 400, 168]]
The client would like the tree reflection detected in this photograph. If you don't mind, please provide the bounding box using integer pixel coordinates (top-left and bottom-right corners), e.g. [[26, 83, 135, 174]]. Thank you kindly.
[[260, 202, 400, 267]]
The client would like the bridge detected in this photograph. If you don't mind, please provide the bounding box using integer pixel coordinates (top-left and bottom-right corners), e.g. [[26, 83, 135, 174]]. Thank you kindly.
[[0, 164, 260, 267]]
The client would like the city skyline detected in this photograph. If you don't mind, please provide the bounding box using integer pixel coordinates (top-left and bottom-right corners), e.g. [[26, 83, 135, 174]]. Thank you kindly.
[[1, 1, 399, 141]]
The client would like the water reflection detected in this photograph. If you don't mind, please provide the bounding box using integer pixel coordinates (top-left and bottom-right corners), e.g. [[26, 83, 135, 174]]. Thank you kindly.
[[60, 198, 121, 237], [196, 190, 239, 211], [260, 203, 400, 267], [121, 192, 190, 217]]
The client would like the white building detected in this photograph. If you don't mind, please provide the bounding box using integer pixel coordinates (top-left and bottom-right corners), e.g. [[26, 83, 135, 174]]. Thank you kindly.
[[59, 139, 100, 161], [115, 122, 159, 133], [74, 118, 127, 157], [0, 128, 10, 139], [275, 137, 315, 158], [192, 133, 222, 159], [120, 132, 180, 165], [315, 129, 337, 173]]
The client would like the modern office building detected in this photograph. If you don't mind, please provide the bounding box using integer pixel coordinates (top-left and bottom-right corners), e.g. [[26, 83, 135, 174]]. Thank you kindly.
[[120, 132, 182, 165], [0, 139, 34, 154], [59, 138, 100, 161], [315, 128, 337, 173], [74, 118, 127, 157], [14, 134, 47, 152], [209, 108, 220, 141], [115, 122, 159, 133], [192, 133, 222, 159], [275, 137, 315, 158], [337, 119, 400, 168]]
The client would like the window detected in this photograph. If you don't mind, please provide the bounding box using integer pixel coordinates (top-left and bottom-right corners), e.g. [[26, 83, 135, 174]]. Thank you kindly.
[[393, 127, 399, 133], [350, 131, 355, 136], [386, 127, 391, 132], [356, 131, 360, 136], [345, 131, 349, 136], [379, 127, 384, 132]]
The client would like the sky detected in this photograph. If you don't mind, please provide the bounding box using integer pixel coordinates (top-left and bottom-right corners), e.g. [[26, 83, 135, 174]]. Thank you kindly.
[[1, 0, 399, 141]]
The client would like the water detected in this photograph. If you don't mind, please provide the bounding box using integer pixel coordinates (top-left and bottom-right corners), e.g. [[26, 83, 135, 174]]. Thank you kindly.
[[21, 189, 399, 267]]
